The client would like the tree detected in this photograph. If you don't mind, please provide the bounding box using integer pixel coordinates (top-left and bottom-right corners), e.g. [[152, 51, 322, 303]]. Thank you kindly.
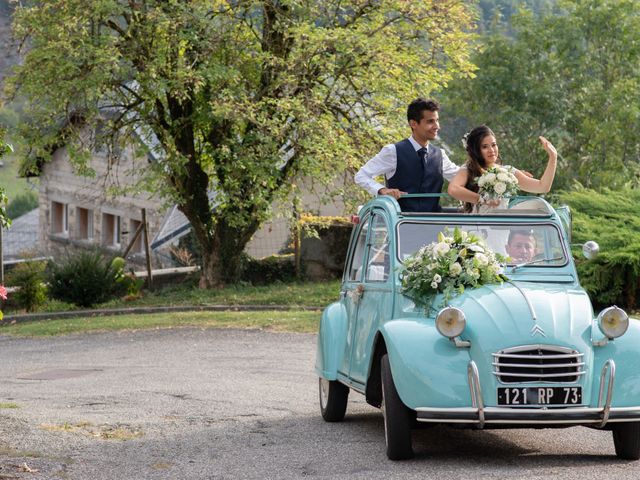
[[8, 0, 477, 287], [442, 0, 640, 191]]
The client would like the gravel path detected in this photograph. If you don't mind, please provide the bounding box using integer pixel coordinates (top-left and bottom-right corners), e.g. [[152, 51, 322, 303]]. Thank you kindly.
[[0, 328, 637, 479]]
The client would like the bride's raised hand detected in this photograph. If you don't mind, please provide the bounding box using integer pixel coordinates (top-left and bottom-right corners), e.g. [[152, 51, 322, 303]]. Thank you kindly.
[[539, 136, 557, 159]]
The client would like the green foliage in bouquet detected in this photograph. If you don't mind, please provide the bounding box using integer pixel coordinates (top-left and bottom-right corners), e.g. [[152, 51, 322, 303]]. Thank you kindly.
[[401, 227, 508, 310], [555, 188, 640, 310]]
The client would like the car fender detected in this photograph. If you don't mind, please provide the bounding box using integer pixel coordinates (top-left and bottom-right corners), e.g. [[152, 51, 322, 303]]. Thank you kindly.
[[380, 318, 473, 409], [315, 301, 348, 380], [591, 319, 640, 407]]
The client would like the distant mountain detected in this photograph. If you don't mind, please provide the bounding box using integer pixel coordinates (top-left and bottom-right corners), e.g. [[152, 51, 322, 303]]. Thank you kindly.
[[476, 0, 558, 33], [0, 0, 20, 91]]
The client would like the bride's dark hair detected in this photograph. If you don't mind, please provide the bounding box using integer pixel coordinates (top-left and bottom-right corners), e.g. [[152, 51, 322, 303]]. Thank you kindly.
[[461, 125, 501, 212]]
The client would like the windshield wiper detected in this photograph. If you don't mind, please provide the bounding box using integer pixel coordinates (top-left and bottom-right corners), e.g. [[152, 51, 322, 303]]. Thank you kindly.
[[510, 256, 565, 272]]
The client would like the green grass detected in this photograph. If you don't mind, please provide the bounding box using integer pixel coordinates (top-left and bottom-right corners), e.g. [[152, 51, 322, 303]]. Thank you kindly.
[[0, 310, 321, 337], [5, 279, 341, 314]]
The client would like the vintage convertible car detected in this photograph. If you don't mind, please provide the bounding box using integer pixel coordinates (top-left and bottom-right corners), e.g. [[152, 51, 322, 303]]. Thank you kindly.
[[315, 194, 639, 460]]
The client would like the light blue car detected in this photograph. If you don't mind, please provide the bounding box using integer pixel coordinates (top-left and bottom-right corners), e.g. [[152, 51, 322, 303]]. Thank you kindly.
[[316, 195, 638, 460]]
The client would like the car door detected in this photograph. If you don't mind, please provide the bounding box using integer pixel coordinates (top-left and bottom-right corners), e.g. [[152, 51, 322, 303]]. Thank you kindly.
[[349, 211, 393, 386], [339, 214, 370, 379]]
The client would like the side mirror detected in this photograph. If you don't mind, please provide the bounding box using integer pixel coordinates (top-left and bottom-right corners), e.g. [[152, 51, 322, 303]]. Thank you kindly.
[[582, 241, 599, 260]]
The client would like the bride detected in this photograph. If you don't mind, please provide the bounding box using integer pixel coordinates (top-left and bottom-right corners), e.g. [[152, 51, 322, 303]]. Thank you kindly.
[[447, 125, 558, 213]]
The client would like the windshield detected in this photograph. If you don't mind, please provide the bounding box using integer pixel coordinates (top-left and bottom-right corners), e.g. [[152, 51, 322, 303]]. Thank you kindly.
[[397, 222, 567, 266]]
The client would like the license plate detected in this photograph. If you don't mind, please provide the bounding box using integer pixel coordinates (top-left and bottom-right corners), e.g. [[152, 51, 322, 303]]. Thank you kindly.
[[497, 386, 582, 406]]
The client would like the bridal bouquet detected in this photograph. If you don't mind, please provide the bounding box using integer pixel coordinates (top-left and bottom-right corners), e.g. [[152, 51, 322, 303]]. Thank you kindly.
[[401, 227, 507, 309], [476, 165, 519, 201]]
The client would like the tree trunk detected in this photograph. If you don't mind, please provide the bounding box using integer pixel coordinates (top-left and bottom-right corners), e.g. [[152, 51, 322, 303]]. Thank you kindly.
[[189, 213, 262, 288]]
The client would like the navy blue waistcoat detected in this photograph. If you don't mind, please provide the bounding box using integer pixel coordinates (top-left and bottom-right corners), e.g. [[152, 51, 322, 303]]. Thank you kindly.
[[386, 139, 443, 212]]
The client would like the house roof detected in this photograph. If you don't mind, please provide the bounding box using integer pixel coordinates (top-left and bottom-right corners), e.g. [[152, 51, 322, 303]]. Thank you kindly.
[[150, 205, 191, 250], [1, 208, 40, 260]]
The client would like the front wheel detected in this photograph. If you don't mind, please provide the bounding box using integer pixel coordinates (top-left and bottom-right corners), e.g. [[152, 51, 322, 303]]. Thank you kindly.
[[613, 422, 640, 460], [381, 354, 414, 460], [319, 377, 349, 422]]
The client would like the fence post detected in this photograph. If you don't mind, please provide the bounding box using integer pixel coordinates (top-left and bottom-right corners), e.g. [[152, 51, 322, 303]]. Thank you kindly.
[[142, 208, 153, 288]]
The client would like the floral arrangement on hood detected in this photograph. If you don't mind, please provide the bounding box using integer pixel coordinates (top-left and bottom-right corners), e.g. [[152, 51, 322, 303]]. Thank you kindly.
[[401, 227, 508, 309]]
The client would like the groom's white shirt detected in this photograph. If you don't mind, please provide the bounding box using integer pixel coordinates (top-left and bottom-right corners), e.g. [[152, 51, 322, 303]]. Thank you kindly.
[[354, 136, 459, 196]]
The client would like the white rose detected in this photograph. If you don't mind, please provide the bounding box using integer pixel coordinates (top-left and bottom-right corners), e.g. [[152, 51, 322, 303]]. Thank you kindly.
[[475, 253, 488, 266], [477, 176, 486, 187], [433, 274, 442, 283], [497, 172, 510, 182], [484, 173, 496, 183], [431, 281, 438, 289], [435, 242, 450, 256], [450, 262, 462, 276], [494, 182, 507, 194]]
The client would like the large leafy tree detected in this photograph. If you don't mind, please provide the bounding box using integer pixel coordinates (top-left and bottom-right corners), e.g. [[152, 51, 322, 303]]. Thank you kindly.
[[442, 0, 640, 191], [8, 0, 476, 287]]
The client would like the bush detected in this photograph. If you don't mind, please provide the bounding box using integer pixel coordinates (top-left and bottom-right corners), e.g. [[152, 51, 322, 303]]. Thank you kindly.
[[6, 259, 47, 312], [6, 190, 38, 219], [47, 250, 128, 307], [240, 253, 296, 285], [555, 188, 640, 310]]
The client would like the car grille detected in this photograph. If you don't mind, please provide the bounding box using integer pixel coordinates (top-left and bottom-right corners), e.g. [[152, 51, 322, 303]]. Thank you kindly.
[[492, 345, 584, 384]]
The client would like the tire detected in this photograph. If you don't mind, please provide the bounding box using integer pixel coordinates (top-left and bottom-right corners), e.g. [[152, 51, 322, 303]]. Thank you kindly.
[[319, 377, 349, 422], [381, 354, 414, 460], [613, 422, 640, 460]]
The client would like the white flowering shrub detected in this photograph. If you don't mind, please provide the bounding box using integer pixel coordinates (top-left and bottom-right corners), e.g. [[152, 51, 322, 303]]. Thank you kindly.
[[476, 165, 519, 201], [401, 227, 508, 309]]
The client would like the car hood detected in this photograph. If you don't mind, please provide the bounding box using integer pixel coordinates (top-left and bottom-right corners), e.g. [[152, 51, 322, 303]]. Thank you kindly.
[[451, 281, 594, 352]]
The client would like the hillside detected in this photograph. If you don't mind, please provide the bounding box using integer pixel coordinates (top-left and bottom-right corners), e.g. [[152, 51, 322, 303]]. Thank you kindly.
[[0, 0, 19, 92]]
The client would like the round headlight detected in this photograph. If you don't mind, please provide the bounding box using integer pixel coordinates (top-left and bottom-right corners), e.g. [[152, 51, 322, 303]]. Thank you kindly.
[[597, 306, 629, 339], [436, 307, 466, 339]]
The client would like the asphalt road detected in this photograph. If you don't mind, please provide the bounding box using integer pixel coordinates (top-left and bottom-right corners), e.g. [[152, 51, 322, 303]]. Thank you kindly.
[[0, 327, 638, 479]]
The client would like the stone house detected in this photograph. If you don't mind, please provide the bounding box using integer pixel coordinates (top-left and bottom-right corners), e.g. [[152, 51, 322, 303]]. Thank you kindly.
[[34, 140, 349, 269]]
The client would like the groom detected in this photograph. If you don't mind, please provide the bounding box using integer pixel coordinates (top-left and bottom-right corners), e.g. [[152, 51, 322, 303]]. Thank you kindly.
[[354, 98, 459, 212]]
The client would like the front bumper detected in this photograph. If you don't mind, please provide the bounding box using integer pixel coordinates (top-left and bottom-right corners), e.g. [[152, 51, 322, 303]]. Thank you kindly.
[[416, 359, 640, 428]]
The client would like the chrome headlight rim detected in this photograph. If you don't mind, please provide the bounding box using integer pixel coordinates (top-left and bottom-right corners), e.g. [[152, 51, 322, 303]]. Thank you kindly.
[[435, 306, 466, 339], [597, 305, 629, 339]]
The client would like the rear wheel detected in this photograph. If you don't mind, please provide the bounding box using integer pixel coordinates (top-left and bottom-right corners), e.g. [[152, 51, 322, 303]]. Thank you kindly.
[[319, 378, 349, 422], [613, 422, 640, 460], [381, 354, 414, 460]]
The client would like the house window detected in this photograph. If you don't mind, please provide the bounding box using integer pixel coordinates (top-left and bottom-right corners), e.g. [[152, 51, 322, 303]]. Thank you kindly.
[[129, 219, 144, 253], [51, 201, 68, 235], [76, 207, 94, 240], [102, 213, 121, 247]]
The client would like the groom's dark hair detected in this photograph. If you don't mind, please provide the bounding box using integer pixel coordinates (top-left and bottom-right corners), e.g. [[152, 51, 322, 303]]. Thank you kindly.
[[407, 98, 439, 123]]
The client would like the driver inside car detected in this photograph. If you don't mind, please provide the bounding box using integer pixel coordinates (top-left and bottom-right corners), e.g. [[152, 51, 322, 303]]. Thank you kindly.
[[505, 229, 537, 263]]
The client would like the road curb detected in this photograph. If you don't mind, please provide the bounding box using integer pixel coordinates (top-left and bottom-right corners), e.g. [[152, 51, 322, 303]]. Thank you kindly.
[[1, 305, 322, 324]]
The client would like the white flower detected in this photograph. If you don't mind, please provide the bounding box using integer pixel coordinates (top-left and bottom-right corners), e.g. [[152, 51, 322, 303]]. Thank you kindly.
[[477, 176, 486, 187], [431, 281, 438, 289], [484, 173, 496, 183], [468, 244, 485, 253], [433, 274, 442, 283], [494, 182, 507, 194], [475, 253, 488, 266], [434, 242, 450, 256], [450, 262, 462, 276], [497, 172, 510, 182]]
